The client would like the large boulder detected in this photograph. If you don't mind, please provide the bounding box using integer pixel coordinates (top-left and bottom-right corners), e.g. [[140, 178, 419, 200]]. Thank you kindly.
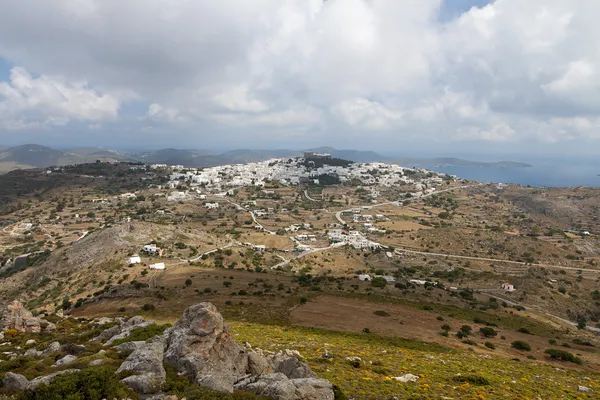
[[1, 301, 41, 333], [27, 369, 79, 391], [235, 373, 334, 400], [268, 352, 316, 379], [3, 372, 28, 392], [116, 341, 166, 394], [93, 315, 155, 345], [163, 302, 249, 393]]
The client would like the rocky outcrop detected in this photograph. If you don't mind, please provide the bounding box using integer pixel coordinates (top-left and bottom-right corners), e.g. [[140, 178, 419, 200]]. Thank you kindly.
[[116, 341, 166, 394], [54, 354, 78, 366], [94, 315, 156, 345], [163, 302, 248, 393], [159, 302, 334, 399], [2, 370, 80, 393], [1, 301, 41, 333]]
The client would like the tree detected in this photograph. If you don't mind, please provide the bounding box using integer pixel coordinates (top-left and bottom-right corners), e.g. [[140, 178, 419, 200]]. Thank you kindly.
[[185, 279, 192, 286], [371, 277, 387, 288], [577, 315, 587, 330], [480, 327, 497, 338]]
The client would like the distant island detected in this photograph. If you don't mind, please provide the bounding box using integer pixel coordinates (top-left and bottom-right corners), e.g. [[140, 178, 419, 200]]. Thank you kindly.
[[396, 157, 533, 168]]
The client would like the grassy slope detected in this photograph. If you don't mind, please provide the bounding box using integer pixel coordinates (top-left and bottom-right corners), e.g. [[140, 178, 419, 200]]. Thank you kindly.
[[231, 322, 599, 399]]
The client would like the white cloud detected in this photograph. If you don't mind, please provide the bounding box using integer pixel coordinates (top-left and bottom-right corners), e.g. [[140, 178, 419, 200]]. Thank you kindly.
[[0, 0, 600, 149], [0, 66, 119, 129]]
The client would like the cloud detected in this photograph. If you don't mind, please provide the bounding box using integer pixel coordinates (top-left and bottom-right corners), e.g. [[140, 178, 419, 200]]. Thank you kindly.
[[0, 66, 119, 129], [0, 0, 599, 149]]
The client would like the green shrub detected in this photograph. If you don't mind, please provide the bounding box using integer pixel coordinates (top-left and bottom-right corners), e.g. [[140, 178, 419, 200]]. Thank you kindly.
[[517, 327, 531, 334], [511, 341, 531, 351], [479, 327, 497, 338], [371, 277, 387, 288], [451, 374, 490, 386], [19, 366, 134, 400], [484, 342, 496, 350], [141, 303, 155, 312], [544, 348, 583, 364]]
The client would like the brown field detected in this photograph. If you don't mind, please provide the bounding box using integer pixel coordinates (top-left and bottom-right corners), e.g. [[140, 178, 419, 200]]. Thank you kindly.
[[378, 220, 431, 231], [291, 295, 600, 368], [239, 231, 294, 250]]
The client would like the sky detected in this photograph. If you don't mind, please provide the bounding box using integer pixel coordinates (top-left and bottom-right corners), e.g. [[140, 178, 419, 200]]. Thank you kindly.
[[1, 0, 600, 157]]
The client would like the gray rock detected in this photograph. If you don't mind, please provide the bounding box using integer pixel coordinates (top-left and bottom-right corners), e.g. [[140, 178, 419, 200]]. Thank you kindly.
[[93, 317, 113, 325], [44, 321, 57, 332], [25, 339, 36, 346], [3, 372, 28, 392], [94, 325, 121, 342], [24, 348, 43, 358], [27, 369, 79, 390], [116, 342, 166, 394], [54, 354, 78, 366], [268, 352, 316, 379], [248, 350, 272, 376], [89, 359, 104, 366], [43, 341, 61, 355], [238, 374, 334, 400], [579, 385, 593, 393], [115, 340, 146, 354], [197, 374, 236, 393], [163, 302, 248, 393]]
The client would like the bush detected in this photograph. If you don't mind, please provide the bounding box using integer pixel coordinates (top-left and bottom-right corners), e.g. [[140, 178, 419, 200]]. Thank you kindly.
[[20, 366, 133, 400], [517, 327, 531, 334], [451, 374, 490, 386], [544, 348, 583, 364], [511, 341, 531, 351], [371, 277, 387, 288], [479, 327, 497, 338], [484, 342, 496, 350], [141, 304, 155, 312], [441, 324, 451, 331], [374, 310, 390, 317], [299, 296, 308, 305], [462, 339, 477, 346], [460, 325, 472, 334]]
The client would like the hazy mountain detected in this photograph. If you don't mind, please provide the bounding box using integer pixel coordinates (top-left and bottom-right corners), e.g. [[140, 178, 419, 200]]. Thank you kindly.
[[397, 157, 533, 168], [0, 144, 532, 172], [0, 144, 81, 168]]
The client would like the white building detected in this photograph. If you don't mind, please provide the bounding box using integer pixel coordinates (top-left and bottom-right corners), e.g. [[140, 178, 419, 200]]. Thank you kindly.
[[121, 193, 137, 199], [502, 282, 515, 292], [143, 244, 160, 254], [127, 255, 141, 264], [205, 203, 219, 209], [358, 274, 372, 281], [149, 262, 166, 270]]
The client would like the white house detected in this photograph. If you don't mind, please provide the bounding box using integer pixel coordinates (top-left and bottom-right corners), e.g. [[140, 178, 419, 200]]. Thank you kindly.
[[205, 203, 219, 209], [149, 262, 166, 270], [502, 282, 515, 292], [253, 245, 266, 252], [121, 193, 137, 199], [143, 244, 160, 255], [358, 274, 372, 281], [127, 255, 141, 264]]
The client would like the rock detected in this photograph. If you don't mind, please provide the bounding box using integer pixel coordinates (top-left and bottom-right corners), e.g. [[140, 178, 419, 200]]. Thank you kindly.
[[25, 339, 36, 346], [1, 301, 41, 333], [24, 348, 43, 358], [115, 341, 147, 354], [393, 374, 420, 383], [321, 350, 333, 359], [163, 302, 248, 392], [3, 372, 28, 392], [268, 352, 316, 379], [43, 341, 61, 355], [44, 321, 57, 332], [27, 369, 79, 390], [248, 350, 272, 376], [0, 332, 4, 340], [117, 341, 166, 394], [54, 354, 78, 366], [103, 316, 155, 346], [236, 373, 334, 400], [89, 359, 104, 366], [579, 385, 593, 393], [93, 317, 113, 325]]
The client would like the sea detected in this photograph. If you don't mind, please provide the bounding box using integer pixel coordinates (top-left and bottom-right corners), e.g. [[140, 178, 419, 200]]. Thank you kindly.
[[406, 156, 600, 188]]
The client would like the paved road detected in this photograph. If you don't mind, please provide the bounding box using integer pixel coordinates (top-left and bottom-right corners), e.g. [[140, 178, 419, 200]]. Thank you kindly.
[[394, 248, 600, 273], [304, 190, 319, 202]]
